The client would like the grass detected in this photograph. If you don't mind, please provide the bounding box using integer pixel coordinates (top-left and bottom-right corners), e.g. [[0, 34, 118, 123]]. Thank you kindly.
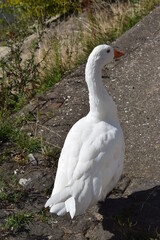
[[0, 188, 23, 204], [0, 0, 159, 210], [0, 116, 41, 162], [0, 169, 25, 207], [0, 3, 160, 237], [0, 0, 159, 183], [0, 31, 42, 114], [1, 0, 160, 115], [39, 0, 160, 93], [0, 111, 61, 168], [34, 210, 49, 223], [15, 131, 41, 155], [2, 212, 32, 232], [0, 120, 14, 142], [43, 146, 60, 170]]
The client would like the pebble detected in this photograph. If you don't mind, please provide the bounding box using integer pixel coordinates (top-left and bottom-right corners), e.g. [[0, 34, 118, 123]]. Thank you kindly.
[[28, 153, 37, 165], [19, 178, 31, 186]]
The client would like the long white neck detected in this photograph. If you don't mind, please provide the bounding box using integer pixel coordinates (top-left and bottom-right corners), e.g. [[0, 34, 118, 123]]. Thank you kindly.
[[85, 57, 118, 123]]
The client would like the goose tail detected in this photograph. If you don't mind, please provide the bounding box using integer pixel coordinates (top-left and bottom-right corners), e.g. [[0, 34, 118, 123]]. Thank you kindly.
[[45, 188, 76, 219], [65, 196, 76, 219]]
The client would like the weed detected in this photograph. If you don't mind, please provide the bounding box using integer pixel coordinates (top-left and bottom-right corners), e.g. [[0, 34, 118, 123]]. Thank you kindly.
[[44, 146, 60, 168], [0, 113, 41, 160], [0, 33, 41, 115], [15, 131, 41, 155], [0, 189, 23, 204], [15, 112, 37, 127], [35, 210, 49, 223], [40, 37, 63, 92], [41, 0, 160, 94], [0, 0, 82, 25], [0, 118, 14, 142], [0, 190, 8, 202], [1, 0, 160, 115], [45, 146, 60, 159], [0, 171, 24, 204], [3, 212, 32, 232]]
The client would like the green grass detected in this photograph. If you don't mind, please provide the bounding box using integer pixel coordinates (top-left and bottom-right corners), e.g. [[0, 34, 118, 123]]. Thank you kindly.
[[0, 170, 24, 205], [44, 146, 60, 169], [0, 0, 159, 160], [0, 0, 159, 163], [14, 131, 41, 155], [34, 210, 49, 223], [0, 0, 160, 116], [0, 189, 23, 203], [0, 116, 41, 159], [0, 120, 14, 142], [2, 212, 32, 232]]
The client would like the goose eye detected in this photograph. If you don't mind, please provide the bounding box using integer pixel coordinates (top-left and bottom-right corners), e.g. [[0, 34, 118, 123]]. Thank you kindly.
[[107, 49, 110, 53]]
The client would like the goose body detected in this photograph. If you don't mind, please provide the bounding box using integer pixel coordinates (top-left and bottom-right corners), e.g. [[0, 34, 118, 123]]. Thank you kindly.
[[45, 45, 125, 218]]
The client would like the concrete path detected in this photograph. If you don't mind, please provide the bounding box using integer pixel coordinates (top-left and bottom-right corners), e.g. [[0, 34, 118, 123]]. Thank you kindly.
[[15, 5, 160, 239]]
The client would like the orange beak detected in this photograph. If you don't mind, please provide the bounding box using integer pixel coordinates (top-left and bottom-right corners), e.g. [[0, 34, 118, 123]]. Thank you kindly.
[[114, 49, 124, 59]]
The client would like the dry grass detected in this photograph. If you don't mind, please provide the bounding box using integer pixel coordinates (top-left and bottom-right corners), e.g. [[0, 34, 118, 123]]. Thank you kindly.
[[38, 0, 160, 78], [1, 0, 160, 101]]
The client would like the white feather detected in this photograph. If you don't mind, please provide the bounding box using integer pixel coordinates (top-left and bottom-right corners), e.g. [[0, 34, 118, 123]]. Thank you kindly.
[[65, 197, 76, 219]]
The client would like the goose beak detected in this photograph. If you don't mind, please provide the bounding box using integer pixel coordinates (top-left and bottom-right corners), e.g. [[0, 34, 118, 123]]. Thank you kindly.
[[114, 49, 124, 59]]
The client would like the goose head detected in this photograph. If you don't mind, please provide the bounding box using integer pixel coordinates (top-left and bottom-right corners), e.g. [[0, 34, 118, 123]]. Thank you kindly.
[[87, 44, 124, 69]]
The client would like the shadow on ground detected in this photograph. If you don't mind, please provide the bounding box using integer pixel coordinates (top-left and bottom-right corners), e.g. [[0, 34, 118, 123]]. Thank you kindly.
[[99, 186, 160, 240]]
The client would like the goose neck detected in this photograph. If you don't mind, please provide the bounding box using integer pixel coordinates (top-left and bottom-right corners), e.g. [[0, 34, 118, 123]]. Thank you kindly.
[[85, 58, 118, 122], [85, 60, 103, 97]]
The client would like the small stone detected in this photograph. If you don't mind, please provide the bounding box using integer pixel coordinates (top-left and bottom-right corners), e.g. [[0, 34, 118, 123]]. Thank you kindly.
[[28, 153, 37, 165], [27, 132, 32, 136], [14, 169, 19, 175], [19, 178, 31, 187], [53, 220, 58, 224], [48, 236, 53, 240]]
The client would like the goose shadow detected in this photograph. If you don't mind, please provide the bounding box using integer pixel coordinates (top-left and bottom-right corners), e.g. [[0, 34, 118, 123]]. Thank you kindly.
[[98, 185, 160, 240]]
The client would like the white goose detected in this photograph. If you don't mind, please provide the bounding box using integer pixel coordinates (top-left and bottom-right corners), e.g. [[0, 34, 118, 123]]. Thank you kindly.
[[45, 44, 125, 219]]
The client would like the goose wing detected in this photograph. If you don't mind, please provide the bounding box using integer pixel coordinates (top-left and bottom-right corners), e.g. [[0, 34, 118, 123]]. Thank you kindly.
[[46, 119, 124, 217]]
